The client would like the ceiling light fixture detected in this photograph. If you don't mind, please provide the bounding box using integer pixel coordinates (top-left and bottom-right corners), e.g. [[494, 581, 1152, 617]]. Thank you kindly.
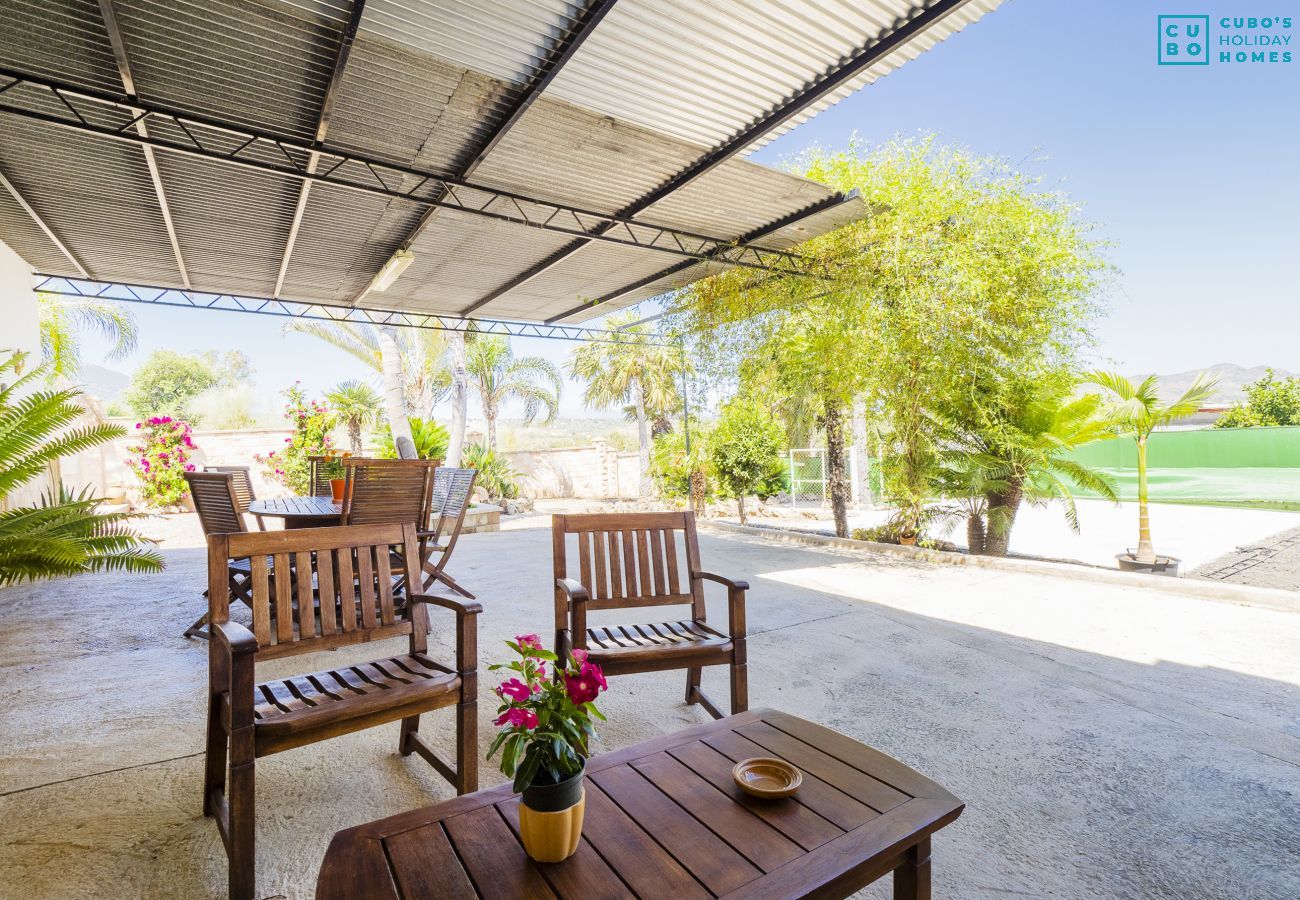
[[369, 249, 414, 292]]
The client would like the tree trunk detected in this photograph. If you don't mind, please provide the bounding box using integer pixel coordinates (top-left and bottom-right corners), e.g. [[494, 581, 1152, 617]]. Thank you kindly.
[[982, 482, 1022, 557], [688, 467, 706, 518], [486, 398, 498, 451], [966, 512, 985, 555], [823, 400, 850, 539], [347, 418, 362, 454], [737, 492, 747, 526], [375, 326, 413, 452], [633, 379, 651, 498], [446, 332, 468, 466], [1135, 436, 1156, 564]]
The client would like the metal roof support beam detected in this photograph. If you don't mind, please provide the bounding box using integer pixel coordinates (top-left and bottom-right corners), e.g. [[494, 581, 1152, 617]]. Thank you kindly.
[[276, 0, 367, 298], [96, 0, 190, 288], [462, 0, 973, 314], [32, 275, 672, 346], [546, 189, 860, 323], [0, 71, 815, 279], [357, 0, 618, 303], [0, 170, 90, 278]]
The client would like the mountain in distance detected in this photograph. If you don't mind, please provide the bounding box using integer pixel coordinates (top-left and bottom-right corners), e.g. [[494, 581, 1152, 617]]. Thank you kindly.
[[1135, 363, 1294, 406], [75, 363, 130, 402]]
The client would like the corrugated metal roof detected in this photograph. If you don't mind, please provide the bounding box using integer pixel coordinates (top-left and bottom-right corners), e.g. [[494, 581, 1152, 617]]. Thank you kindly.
[[0, 0, 1004, 323]]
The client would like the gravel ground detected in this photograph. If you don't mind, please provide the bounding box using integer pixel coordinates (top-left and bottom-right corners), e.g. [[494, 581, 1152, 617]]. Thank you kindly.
[[1, 512, 1298, 899]]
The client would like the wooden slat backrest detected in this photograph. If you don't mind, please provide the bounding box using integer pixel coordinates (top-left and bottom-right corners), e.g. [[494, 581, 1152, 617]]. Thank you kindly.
[[207, 523, 426, 661], [341, 459, 437, 528], [185, 471, 246, 536], [203, 465, 255, 511], [307, 455, 340, 497], [427, 467, 477, 542], [552, 512, 703, 615]]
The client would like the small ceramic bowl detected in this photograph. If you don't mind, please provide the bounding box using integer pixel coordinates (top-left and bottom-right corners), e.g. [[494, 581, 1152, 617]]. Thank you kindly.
[[732, 757, 802, 798]]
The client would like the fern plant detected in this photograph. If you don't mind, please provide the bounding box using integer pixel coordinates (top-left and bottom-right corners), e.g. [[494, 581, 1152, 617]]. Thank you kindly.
[[0, 350, 164, 586]]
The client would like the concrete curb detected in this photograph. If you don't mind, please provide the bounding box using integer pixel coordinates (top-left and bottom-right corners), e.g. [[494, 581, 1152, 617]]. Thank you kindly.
[[701, 520, 1300, 614]]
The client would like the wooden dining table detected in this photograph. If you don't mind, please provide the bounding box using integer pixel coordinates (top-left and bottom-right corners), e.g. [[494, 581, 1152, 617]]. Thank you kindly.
[[247, 495, 342, 529], [316, 709, 964, 899]]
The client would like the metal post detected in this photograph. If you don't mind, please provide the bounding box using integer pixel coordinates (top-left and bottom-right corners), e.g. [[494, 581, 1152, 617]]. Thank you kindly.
[[678, 340, 691, 454]]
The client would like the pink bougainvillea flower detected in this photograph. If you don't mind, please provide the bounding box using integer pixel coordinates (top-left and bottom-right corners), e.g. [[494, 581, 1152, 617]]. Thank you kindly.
[[494, 707, 539, 729], [135, 422, 141, 429], [515, 634, 543, 655], [185, 464, 196, 472], [496, 678, 533, 702]]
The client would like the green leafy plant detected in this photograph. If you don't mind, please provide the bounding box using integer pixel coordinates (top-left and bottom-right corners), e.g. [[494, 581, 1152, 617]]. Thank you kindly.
[[1214, 368, 1300, 428], [710, 399, 786, 525], [126, 416, 196, 508], [462, 443, 520, 499], [375, 417, 449, 460], [123, 350, 219, 423], [1089, 370, 1218, 564], [37, 294, 138, 380], [254, 383, 338, 494], [327, 380, 383, 453], [486, 635, 607, 792], [651, 427, 712, 511], [0, 351, 163, 586]]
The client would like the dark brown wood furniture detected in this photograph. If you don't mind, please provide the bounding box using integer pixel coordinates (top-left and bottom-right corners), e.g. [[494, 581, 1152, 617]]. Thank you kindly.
[[553, 512, 747, 719], [183, 470, 258, 640], [416, 466, 478, 597], [247, 495, 342, 529], [307, 454, 340, 497], [205, 522, 480, 900], [340, 457, 438, 528], [203, 465, 265, 530], [316, 709, 965, 900]]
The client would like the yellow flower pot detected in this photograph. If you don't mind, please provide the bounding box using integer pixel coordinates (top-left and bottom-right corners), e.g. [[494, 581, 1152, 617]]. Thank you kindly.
[[518, 789, 585, 863]]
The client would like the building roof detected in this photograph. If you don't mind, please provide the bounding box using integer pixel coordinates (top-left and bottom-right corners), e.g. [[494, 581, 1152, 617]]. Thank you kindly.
[[0, 0, 1001, 324]]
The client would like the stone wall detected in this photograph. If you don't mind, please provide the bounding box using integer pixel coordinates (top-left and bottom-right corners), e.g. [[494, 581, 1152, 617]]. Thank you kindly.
[[503, 440, 639, 499]]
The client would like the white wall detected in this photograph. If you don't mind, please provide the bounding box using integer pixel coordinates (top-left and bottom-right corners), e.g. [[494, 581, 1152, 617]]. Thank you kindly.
[[1, 239, 41, 507]]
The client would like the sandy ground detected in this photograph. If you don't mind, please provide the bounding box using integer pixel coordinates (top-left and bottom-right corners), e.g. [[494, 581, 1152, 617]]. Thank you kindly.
[[1, 512, 1298, 899], [763, 498, 1300, 571]]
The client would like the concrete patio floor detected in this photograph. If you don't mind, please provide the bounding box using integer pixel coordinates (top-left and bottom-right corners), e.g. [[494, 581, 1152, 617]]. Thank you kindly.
[[1, 513, 1298, 899]]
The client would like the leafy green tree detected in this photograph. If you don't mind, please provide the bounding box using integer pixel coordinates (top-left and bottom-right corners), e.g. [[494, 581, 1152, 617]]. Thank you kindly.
[[651, 424, 712, 515], [124, 350, 217, 422], [0, 351, 163, 585], [710, 399, 785, 525], [568, 313, 683, 497], [1214, 368, 1300, 428], [37, 294, 138, 381], [375, 418, 450, 461], [465, 336, 561, 450], [327, 379, 382, 453], [1089, 370, 1218, 565]]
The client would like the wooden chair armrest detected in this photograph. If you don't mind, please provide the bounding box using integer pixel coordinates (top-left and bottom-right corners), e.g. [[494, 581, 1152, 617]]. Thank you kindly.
[[410, 592, 483, 617], [212, 620, 257, 656], [556, 577, 590, 603], [694, 570, 750, 592]]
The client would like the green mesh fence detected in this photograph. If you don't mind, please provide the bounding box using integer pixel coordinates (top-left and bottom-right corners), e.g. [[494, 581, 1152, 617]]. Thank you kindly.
[[1065, 426, 1300, 508]]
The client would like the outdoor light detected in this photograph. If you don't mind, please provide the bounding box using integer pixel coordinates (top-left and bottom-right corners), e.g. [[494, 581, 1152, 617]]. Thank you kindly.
[[369, 249, 414, 292]]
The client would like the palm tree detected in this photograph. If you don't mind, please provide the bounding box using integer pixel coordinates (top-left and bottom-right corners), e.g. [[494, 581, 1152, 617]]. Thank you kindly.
[[567, 312, 682, 496], [465, 336, 561, 450], [325, 379, 382, 453], [1088, 370, 1218, 565], [37, 294, 138, 380], [0, 351, 164, 585]]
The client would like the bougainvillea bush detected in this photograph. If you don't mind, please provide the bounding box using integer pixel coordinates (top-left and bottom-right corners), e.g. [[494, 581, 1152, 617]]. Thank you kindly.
[[255, 383, 338, 495], [486, 635, 607, 792], [126, 416, 195, 508]]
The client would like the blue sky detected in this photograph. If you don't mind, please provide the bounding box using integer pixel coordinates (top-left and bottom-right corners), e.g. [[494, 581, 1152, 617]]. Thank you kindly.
[[76, 0, 1299, 415]]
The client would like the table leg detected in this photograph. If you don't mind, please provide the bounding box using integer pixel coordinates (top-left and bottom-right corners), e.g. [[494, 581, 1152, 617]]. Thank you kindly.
[[894, 837, 931, 900]]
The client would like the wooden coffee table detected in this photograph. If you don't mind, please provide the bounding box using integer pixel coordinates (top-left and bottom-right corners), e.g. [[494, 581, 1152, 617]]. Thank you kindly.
[[316, 709, 963, 899]]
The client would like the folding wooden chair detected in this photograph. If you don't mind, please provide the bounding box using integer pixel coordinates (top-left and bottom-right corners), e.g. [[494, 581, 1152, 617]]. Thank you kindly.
[[183, 471, 257, 639], [203, 465, 264, 530], [417, 466, 478, 597]]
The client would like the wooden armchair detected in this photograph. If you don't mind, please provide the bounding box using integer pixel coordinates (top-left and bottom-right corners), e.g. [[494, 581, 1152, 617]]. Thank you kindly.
[[552, 512, 748, 720], [183, 470, 257, 639], [204, 522, 479, 900], [203, 465, 264, 530]]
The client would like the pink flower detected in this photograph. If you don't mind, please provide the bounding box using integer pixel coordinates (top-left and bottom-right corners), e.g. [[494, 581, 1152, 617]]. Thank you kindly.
[[496, 678, 535, 702], [570, 648, 589, 667], [135, 422, 141, 429], [563, 662, 607, 705], [494, 707, 538, 729], [515, 634, 543, 654], [184, 464, 196, 472]]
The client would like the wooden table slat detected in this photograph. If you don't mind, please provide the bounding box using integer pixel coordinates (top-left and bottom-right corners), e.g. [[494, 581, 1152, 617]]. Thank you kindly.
[[498, 799, 636, 900], [441, 805, 557, 899], [385, 823, 477, 900], [590, 764, 762, 895], [630, 751, 804, 872]]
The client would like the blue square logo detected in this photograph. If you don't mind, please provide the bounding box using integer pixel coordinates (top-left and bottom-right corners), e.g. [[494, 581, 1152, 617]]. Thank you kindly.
[[1159, 15, 1211, 65]]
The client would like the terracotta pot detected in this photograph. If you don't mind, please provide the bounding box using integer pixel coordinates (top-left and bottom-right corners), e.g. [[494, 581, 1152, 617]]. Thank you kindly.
[[518, 764, 585, 863], [330, 478, 346, 504], [898, 534, 918, 546]]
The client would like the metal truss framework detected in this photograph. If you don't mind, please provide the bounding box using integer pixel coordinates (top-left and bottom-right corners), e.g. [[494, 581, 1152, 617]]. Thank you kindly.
[[0, 70, 821, 279], [33, 275, 677, 347]]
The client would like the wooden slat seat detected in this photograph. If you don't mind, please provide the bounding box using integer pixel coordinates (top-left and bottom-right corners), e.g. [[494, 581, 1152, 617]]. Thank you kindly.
[[251, 652, 460, 754], [586, 621, 733, 674]]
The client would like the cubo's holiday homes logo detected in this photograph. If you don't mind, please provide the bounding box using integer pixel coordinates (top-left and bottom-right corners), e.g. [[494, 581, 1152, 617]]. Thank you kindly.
[[1158, 15, 1293, 66]]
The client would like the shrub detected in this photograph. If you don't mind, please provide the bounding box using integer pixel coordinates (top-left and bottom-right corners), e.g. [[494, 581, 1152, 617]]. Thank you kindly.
[[126, 416, 196, 507], [1214, 368, 1300, 428], [255, 384, 337, 494], [709, 399, 786, 524], [463, 443, 521, 499], [374, 417, 449, 460], [124, 350, 217, 423]]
